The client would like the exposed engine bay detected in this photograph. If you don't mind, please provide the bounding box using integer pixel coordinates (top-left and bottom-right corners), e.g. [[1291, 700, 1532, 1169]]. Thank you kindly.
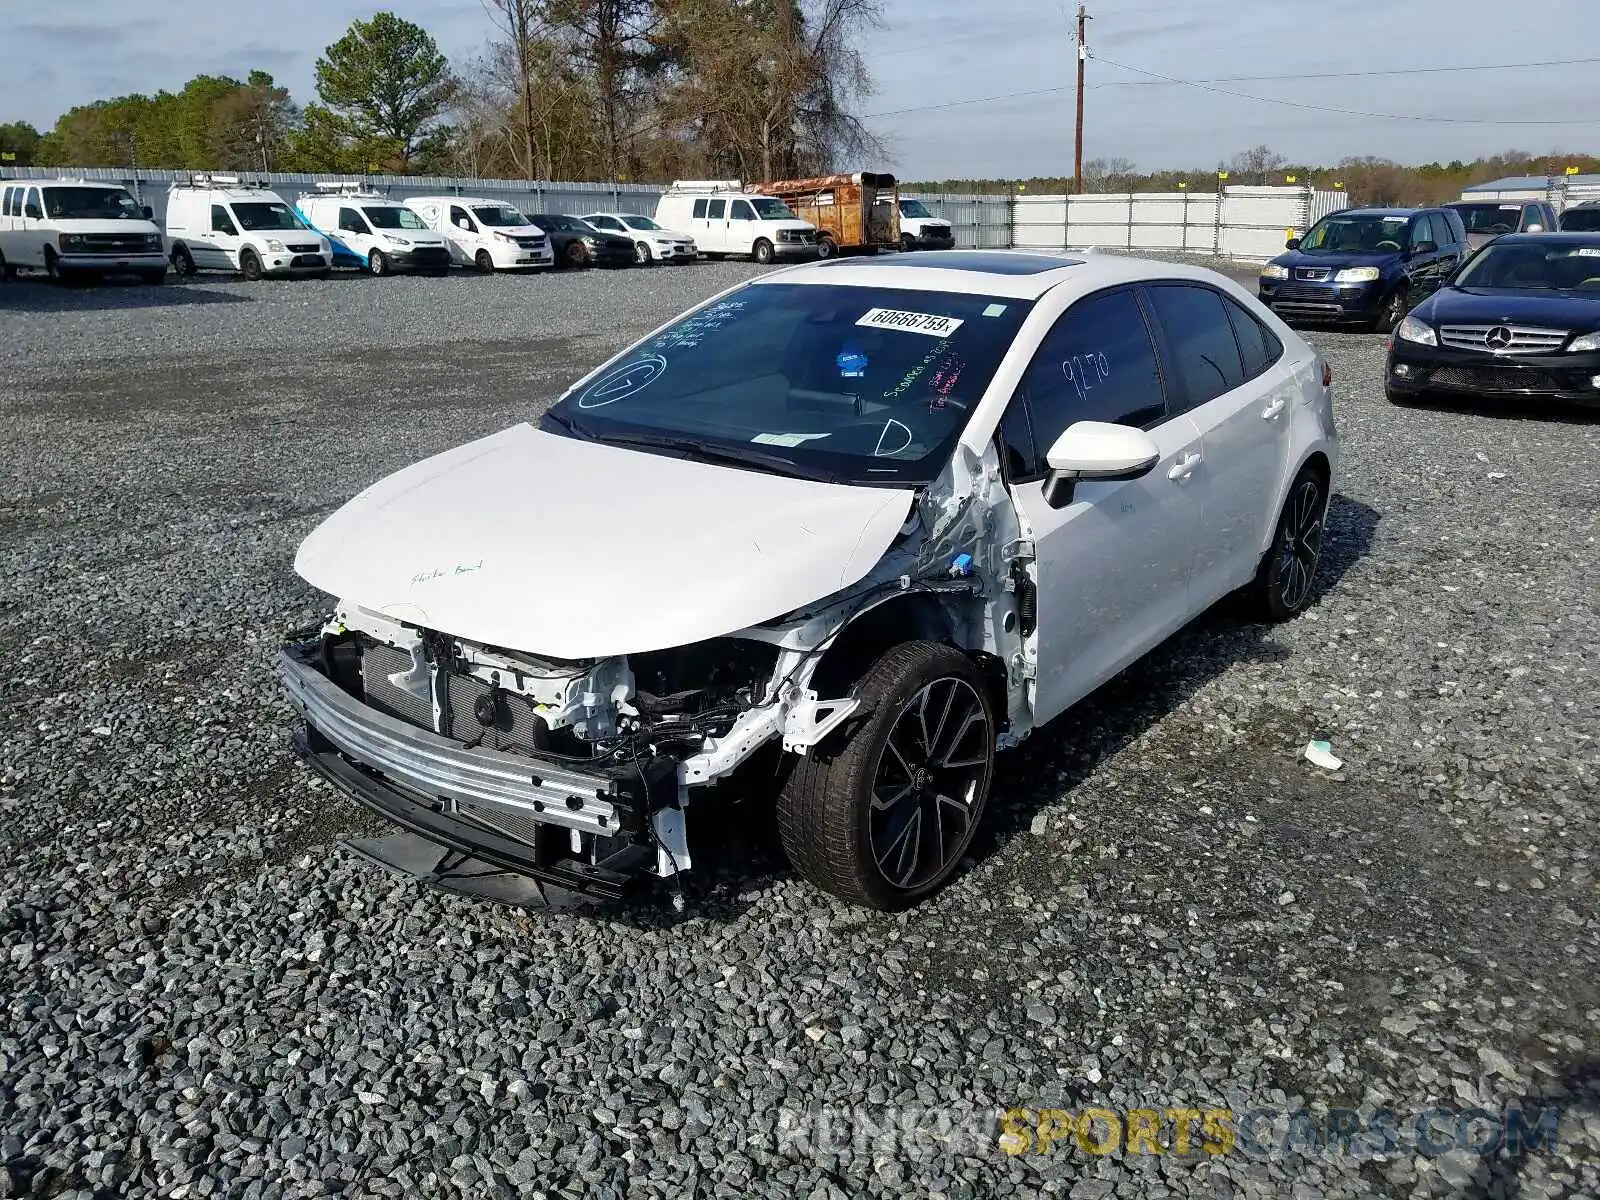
[[281, 436, 1038, 906]]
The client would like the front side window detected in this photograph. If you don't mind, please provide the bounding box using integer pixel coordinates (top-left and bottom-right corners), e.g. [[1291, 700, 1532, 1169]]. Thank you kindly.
[[1145, 284, 1245, 411], [541, 283, 1034, 485], [1522, 204, 1546, 230], [363, 205, 426, 230], [338, 207, 368, 234], [1299, 213, 1410, 254], [25, 188, 43, 217], [232, 201, 305, 231], [472, 204, 527, 228], [1013, 287, 1167, 475], [899, 199, 933, 219], [588, 215, 621, 230], [211, 204, 237, 234], [624, 214, 662, 230], [42, 186, 143, 220], [731, 200, 755, 221], [450, 205, 476, 230], [751, 196, 795, 220]]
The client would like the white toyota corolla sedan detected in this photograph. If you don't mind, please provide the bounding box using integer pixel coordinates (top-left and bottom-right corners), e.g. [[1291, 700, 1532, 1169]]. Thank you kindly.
[[282, 250, 1339, 911]]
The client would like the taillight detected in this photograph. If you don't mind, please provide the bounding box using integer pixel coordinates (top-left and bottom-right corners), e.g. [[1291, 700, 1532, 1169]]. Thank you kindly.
[[1321, 360, 1334, 387]]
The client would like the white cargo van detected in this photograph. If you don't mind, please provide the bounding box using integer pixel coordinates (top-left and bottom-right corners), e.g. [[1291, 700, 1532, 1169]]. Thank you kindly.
[[0, 178, 167, 284], [296, 183, 452, 276], [654, 181, 817, 264], [402, 196, 552, 272], [880, 195, 955, 251], [165, 175, 331, 280]]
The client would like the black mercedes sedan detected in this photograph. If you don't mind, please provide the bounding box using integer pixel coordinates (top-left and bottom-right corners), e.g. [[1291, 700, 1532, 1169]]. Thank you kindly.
[[525, 213, 636, 269], [1386, 233, 1600, 408]]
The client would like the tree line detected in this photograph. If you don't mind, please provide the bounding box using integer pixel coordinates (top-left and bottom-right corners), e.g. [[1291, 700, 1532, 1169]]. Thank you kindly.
[[0, 1, 882, 183], [910, 145, 1600, 208]]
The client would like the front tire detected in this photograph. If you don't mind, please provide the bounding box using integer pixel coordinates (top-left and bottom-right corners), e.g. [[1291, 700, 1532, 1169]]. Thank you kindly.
[[474, 249, 495, 274], [634, 241, 653, 265], [171, 246, 197, 277], [368, 249, 390, 277], [1245, 465, 1328, 621], [901, 233, 917, 252], [815, 235, 837, 259], [1374, 288, 1407, 334], [239, 250, 263, 282], [777, 642, 995, 910], [752, 238, 774, 265], [564, 241, 588, 268]]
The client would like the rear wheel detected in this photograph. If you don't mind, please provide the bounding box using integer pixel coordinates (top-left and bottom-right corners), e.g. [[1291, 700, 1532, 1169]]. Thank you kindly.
[[239, 249, 263, 281], [777, 641, 995, 910], [368, 249, 390, 277], [474, 249, 495, 273], [1245, 464, 1328, 621], [752, 238, 774, 265]]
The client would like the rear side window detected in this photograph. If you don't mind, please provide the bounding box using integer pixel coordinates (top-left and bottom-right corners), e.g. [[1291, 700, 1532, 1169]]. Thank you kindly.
[[707, 199, 726, 219], [692, 198, 707, 219], [1, 188, 12, 216], [1562, 206, 1600, 232], [1146, 284, 1245, 411], [1223, 296, 1284, 380], [1013, 287, 1167, 475]]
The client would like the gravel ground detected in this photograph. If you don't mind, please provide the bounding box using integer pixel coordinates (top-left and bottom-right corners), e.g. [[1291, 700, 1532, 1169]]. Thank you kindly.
[[2, 256, 1597, 1200]]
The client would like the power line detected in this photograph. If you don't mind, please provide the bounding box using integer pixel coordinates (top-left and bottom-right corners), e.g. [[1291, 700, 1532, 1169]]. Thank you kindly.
[[864, 54, 1600, 121], [1093, 55, 1600, 126]]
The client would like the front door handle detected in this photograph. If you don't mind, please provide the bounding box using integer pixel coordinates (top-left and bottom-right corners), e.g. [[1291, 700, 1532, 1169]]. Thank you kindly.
[[1261, 397, 1286, 420], [1168, 452, 1201, 481]]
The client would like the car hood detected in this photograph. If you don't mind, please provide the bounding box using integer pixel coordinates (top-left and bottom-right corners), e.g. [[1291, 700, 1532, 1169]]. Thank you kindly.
[[1273, 250, 1400, 271], [52, 219, 161, 236], [1416, 286, 1600, 332], [294, 423, 915, 659]]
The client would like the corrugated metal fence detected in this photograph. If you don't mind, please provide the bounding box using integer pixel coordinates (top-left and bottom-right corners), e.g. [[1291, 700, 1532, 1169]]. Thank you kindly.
[[0, 168, 1346, 259]]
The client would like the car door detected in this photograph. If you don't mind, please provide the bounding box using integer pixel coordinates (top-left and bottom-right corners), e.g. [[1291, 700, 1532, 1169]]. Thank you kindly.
[[448, 204, 481, 259], [704, 198, 729, 252], [201, 203, 241, 269], [728, 199, 757, 254], [1144, 282, 1292, 605], [338, 206, 371, 262], [20, 187, 47, 267], [1405, 213, 1448, 302], [1002, 286, 1206, 724]]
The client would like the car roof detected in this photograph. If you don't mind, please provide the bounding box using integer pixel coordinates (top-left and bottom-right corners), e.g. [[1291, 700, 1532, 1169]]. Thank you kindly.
[[757, 249, 1243, 302], [404, 196, 516, 205], [1336, 207, 1421, 217], [1485, 231, 1600, 246]]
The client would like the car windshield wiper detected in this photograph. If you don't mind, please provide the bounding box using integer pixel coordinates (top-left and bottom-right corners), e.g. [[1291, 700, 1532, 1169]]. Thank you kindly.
[[589, 430, 841, 482]]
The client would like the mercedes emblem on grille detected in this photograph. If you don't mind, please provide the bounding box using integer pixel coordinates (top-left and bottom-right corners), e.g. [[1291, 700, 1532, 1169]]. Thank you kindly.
[[1484, 326, 1514, 350]]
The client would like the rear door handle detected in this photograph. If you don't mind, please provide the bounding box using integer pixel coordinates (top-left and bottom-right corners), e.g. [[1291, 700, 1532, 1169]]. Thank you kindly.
[[1168, 452, 1201, 481], [1261, 397, 1286, 420]]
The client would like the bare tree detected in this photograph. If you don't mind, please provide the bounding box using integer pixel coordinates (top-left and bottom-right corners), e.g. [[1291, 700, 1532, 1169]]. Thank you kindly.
[[1231, 143, 1286, 184], [481, 0, 542, 178], [1082, 155, 1137, 192]]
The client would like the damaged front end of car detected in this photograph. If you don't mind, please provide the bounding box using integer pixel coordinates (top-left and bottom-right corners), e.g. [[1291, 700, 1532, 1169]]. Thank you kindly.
[[280, 429, 1034, 910]]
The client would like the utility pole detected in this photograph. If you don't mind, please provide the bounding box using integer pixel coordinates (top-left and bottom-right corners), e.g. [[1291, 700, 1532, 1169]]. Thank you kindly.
[[1073, 4, 1090, 194]]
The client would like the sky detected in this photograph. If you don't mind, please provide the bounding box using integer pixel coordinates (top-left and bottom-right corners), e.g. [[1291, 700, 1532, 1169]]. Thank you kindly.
[[3, 0, 1597, 179]]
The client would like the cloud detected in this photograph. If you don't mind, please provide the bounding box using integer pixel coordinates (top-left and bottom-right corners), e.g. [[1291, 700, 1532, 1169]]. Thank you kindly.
[[14, 19, 129, 48]]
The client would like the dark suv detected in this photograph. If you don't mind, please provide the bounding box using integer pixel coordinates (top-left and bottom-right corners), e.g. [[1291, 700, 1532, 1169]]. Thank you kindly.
[[1446, 199, 1558, 250], [1257, 206, 1469, 332]]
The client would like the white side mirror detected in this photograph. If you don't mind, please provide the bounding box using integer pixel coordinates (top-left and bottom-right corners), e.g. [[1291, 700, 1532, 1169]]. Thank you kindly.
[[1044, 421, 1161, 480], [1527, 224, 1544, 233]]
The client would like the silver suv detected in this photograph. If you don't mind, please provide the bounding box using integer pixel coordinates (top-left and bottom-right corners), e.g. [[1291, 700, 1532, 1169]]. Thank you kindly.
[[1446, 200, 1559, 251]]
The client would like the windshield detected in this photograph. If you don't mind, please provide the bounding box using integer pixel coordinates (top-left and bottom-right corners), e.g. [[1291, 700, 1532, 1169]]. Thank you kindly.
[[364, 205, 427, 230], [42, 186, 144, 221], [621, 214, 661, 230], [1452, 242, 1600, 291], [1452, 204, 1524, 235], [899, 199, 933, 219], [751, 196, 796, 220], [541, 283, 1033, 485], [232, 201, 306, 231], [1299, 213, 1411, 255], [1562, 207, 1600, 232], [472, 205, 527, 228]]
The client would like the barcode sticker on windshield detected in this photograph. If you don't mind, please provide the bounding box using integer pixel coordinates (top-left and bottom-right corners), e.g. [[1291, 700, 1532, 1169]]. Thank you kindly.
[[857, 308, 965, 337], [1571, 247, 1600, 257]]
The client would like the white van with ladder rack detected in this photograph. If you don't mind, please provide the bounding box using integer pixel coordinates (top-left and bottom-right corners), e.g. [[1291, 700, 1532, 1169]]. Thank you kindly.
[[654, 180, 818, 264], [296, 182, 452, 275], [164, 174, 331, 280]]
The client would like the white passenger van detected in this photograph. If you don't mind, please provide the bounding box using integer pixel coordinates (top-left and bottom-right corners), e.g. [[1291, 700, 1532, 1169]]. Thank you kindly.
[[0, 178, 167, 284], [165, 175, 331, 280], [654, 181, 818, 264], [402, 196, 552, 272], [296, 183, 452, 276]]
